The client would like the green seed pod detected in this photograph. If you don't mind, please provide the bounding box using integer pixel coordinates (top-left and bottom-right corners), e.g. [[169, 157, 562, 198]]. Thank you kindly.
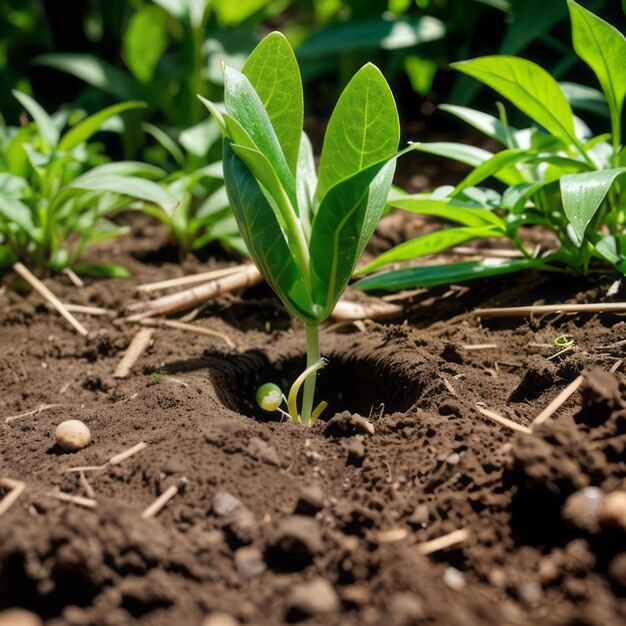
[[256, 383, 283, 411]]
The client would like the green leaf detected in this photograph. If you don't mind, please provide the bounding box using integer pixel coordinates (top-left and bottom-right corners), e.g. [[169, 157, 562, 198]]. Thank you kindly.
[[223, 142, 316, 322], [35, 54, 144, 101], [143, 122, 185, 166], [243, 32, 303, 174], [567, 1, 626, 127], [223, 65, 297, 206], [388, 193, 505, 228], [297, 16, 445, 59], [560, 82, 609, 118], [12, 90, 59, 151], [296, 132, 317, 223], [123, 4, 168, 83], [439, 104, 517, 146], [317, 63, 399, 201], [355, 258, 541, 291], [560, 168, 626, 244], [451, 56, 577, 147], [72, 262, 131, 278], [414, 142, 494, 168], [59, 101, 147, 152], [0, 195, 35, 235], [359, 226, 502, 274], [310, 158, 396, 318], [453, 148, 529, 193]]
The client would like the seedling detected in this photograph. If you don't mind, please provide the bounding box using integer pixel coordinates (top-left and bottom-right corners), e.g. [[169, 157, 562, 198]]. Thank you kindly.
[[356, 1, 626, 292], [554, 335, 575, 349], [202, 32, 404, 425]]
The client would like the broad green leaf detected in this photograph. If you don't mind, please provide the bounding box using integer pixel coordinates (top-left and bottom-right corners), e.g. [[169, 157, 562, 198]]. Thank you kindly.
[[71, 161, 164, 180], [317, 63, 399, 201], [223, 142, 316, 322], [0, 174, 30, 199], [453, 149, 529, 194], [591, 233, 626, 274], [356, 258, 541, 291], [439, 104, 517, 146], [223, 65, 297, 206], [123, 5, 168, 83], [388, 193, 505, 228], [560, 168, 626, 244], [243, 32, 303, 174], [179, 117, 222, 156], [414, 142, 493, 168], [310, 158, 396, 317], [12, 91, 59, 151], [297, 16, 445, 59], [0, 196, 35, 235], [212, 0, 272, 26], [451, 56, 578, 147], [35, 54, 144, 101], [59, 101, 147, 152], [568, 1, 626, 127], [359, 226, 502, 274], [69, 175, 177, 213]]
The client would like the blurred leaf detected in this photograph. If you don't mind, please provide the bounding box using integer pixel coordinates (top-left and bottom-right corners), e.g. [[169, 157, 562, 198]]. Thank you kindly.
[[72, 262, 131, 277], [413, 142, 493, 168], [213, 0, 276, 26], [560, 82, 609, 118], [179, 117, 221, 157], [453, 149, 529, 193], [143, 122, 185, 166], [0, 195, 35, 235], [123, 5, 168, 83], [355, 258, 541, 291], [12, 90, 59, 151], [297, 16, 445, 59], [439, 104, 517, 146], [404, 55, 438, 96]]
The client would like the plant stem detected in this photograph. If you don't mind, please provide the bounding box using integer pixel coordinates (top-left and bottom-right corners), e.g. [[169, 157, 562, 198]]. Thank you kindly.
[[300, 323, 320, 426]]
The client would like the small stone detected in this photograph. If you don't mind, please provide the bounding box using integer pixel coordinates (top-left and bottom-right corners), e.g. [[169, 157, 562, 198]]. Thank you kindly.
[[161, 457, 188, 475], [562, 487, 605, 533], [55, 420, 91, 451], [406, 504, 429, 529], [386, 592, 425, 625], [234, 546, 266, 580], [446, 453, 461, 466], [324, 412, 374, 438], [599, 491, 626, 531], [202, 612, 239, 626], [0, 609, 43, 626], [268, 516, 324, 565], [213, 492, 244, 516], [286, 578, 341, 619], [294, 484, 325, 516], [226, 509, 258, 546], [443, 567, 465, 591], [608, 552, 626, 589], [344, 436, 366, 467], [516, 581, 542, 607], [247, 437, 281, 467]]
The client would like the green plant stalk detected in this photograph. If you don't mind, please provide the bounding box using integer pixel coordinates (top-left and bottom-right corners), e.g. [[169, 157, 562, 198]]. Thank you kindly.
[[300, 323, 321, 426]]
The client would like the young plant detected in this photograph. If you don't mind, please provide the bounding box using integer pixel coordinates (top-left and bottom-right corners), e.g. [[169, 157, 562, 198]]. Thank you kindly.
[[355, 1, 626, 292], [202, 32, 403, 425], [0, 92, 176, 275]]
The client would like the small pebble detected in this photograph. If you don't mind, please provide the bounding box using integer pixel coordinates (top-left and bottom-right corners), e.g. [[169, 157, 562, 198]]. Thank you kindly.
[[213, 492, 243, 516], [202, 612, 239, 626], [286, 578, 341, 619], [55, 420, 91, 451], [269, 516, 324, 559], [562, 487, 605, 533], [0, 609, 43, 626], [386, 592, 425, 624], [516, 581, 542, 607], [443, 567, 465, 591], [234, 546, 266, 580], [294, 484, 325, 516], [599, 491, 626, 531]]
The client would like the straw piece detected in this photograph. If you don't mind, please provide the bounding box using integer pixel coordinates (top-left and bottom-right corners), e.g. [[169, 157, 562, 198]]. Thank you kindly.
[[416, 528, 470, 555], [5, 403, 63, 424], [476, 406, 532, 435], [137, 318, 235, 349], [462, 343, 498, 350], [141, 479, 186, 519], [109, 441, 147, 466], [531, 375, 584, 428], [46, 491, 97, 509], [13, 262, 89, 336], [331, 299, 403, 321], [62, 268, 84, 287], [474, 302, 626, 318], [137, 265, 249, 292], [113, 328, 154, 378], [0, 478, 26, 517], [63, 303, 114, 316]]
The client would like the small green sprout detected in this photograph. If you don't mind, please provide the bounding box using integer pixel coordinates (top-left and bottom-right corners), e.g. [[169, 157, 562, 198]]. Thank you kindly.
[[554, 335, 575, 349], [256, 383, 283, 412], [150, 370, 166, 385]]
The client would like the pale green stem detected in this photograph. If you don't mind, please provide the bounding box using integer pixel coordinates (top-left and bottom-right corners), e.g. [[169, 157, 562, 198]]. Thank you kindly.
[[299, 324, 321, 426]]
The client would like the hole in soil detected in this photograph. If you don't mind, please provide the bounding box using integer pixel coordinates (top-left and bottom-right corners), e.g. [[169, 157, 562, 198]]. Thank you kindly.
[[209, 348, 421, 421]]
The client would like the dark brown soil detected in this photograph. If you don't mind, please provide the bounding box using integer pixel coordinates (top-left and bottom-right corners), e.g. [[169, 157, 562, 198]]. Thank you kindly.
[[1, 236, 626, 626]]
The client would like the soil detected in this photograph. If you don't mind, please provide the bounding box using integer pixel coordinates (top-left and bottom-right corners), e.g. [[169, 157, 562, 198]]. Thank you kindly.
[[1, 227, 626, 626]]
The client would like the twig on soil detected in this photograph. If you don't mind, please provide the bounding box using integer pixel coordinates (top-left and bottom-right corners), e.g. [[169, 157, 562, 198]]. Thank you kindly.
[[473, 302, 626, 318], [13, 262, 89, 336], [377, 528, 408, 543], [531, 376, 584, 429], [462, 343, 498, 351], [127, 265, 262, 319], [136, 265, 250, 293], [331, 299, 403, 321], [141, 478, 187, 519], [476, 406, 532, 435], [441, 377, 458, 397], [62, 303, 115, 317], [64, 465, 108, 473], [416, 528, 470, 555], [4, 403, 63, 424], [79, 470, 96, 499], [62, 268, 84, 288], [133, 318, 235, 349], [46, 491, 97, 509], [113, 328, 154, 378], [109, 441, 147, 466], [610, 359, 624, 374], [546, 344, 575, 360], [0, 478, 26, 518]]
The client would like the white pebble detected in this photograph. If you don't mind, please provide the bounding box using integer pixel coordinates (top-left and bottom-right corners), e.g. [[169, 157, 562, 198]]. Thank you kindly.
[[443, 567, 465, 591], [55, 420, 91, 451]]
